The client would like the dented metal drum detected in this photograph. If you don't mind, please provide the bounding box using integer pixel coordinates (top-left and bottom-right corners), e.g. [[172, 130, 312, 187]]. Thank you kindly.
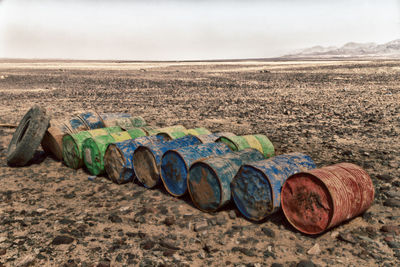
[[231, 153, 316, 221], [160, 142, 232, 197], [281, 163, 375, 235], [62, 126, 122, 169], [133, 135, 202, 188], [104, 135, 167, 184], [217, 134, 275, 158], [78, 111, 104, 129], [82, 128, 147, 175], [188, 148, 265, 212]]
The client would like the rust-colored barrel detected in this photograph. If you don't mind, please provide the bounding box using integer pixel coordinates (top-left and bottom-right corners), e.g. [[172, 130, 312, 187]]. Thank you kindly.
[[281, 163, 375, 235], [41, 120, 73, 160]]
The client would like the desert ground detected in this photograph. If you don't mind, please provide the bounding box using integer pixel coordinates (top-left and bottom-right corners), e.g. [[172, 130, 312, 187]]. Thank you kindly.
[[0, 59, 399, 267]]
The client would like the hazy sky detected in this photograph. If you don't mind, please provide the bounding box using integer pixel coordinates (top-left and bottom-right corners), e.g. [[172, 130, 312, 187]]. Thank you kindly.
[[0, 0, 399, 60]]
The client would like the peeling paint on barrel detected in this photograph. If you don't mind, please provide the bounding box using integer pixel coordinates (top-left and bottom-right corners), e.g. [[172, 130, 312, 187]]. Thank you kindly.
[[217, 134, 275, 158], [68, 116, 89, 133], [104, 135, 166, 184], [79, 111, 104, 129], [62, 126, 122, 169], [231, 153, 316, 221], [133, 135, 202, 188], [281, 163, 375, 235], [188, 148, 265, 212], [160, 142, 232, 197], [41, 119, 74, 160]]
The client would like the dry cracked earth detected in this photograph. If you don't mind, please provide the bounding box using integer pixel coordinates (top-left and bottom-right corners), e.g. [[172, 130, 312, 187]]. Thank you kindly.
[[0, 59, 399, 267]]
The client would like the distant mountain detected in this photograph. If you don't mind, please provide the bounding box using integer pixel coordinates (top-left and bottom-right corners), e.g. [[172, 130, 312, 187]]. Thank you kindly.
[[283, 39, 400, 59]]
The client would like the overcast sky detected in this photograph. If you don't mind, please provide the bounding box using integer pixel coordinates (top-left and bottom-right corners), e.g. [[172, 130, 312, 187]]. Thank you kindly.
[[0, 0, 399, 60]]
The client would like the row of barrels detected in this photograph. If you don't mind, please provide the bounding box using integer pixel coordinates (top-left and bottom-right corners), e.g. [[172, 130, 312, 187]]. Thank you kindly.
[[43, 113, 375, 235]]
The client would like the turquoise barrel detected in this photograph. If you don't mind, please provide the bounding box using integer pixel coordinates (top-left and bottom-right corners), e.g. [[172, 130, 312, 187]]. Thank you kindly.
[[132, 135, 202, 189], [79, 111, 104, 129], [231, 153, 316, 221], [104, 135, 167, 184], [160, 142, 232, 197], [188, 148, 265, 212]]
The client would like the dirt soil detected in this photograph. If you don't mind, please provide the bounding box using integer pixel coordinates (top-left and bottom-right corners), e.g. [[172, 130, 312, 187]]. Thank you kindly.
[[0, 59, 399, 267]]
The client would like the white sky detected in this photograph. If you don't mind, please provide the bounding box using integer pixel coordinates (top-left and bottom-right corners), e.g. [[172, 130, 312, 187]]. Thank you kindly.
[[0, 0, 399, 60]]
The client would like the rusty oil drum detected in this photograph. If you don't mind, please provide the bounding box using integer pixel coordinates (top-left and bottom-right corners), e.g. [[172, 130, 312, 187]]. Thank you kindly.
[[146, 125, 187, 136], [160, 142, 232, 197], [132, 135, 203, 188], [281, 163, 375, 235], [104, 135, 167, 184], [231, 153, 316, 221], [187, 148, 265, 212]]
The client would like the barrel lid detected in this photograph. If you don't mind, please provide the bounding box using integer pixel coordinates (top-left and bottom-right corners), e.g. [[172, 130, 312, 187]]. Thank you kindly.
[[104, 144, 126, 184], [161, 150, 189, 197], [281, 172, 334, 235]]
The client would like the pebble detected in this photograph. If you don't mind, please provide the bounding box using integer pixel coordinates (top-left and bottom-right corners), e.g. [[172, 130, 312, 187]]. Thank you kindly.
[[297, 260, 315, 267], [0, 249, 5, 256], [194, 220, 209, 232], [108, 214, 122, 223], [0, 237, 6, 243], [383, 199, 400, 208], [386, 241, 400, 249], [164, 216, 175, 226], [231, 247, 256, 257], [377, 174, 393, 182], [36, 208, 47, 214], [228, 210, 236, 219], [381, 225, 399, 235], [52, 235, 74, 245], [271, 264, 283, 267], [261, 227, 275, 238], [307, 243, 321, 255]]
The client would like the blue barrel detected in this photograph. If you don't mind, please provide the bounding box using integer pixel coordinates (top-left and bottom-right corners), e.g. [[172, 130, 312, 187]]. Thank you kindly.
[[231, 152, 316, 221], [133, 135, 203, 188], [160, 142, 232, 197], [99, 113, 131, 121], [188, 148, 265, 212], [79, 111, 104, 129], [68, 116, 89, 133], [104, 135, 166, 184]]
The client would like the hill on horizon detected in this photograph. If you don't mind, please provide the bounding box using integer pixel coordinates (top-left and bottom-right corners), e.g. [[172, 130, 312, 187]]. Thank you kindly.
[[283, 39, 400, 59]]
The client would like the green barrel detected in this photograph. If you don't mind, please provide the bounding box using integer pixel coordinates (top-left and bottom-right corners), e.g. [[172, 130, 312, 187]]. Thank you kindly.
[[130, 116, 146, 128], [83, 135, 116, 175], [141, 125, 158, 135], [82, 128, 146, 176], [62, 126, 122, 169], [157, 127, 211, 140], [217, 134, 275, 158], [127, 128, 148, 139]]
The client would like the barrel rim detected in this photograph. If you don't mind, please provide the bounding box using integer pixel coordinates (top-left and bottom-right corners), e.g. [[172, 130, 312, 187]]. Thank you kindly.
[[281, 171, 335, 235], [62, 133, 83, 169], [104, 143, 127, 184], [231, 164, 275, 221], [187, 160, 223, 212], [132, 145, 159, 188], [78, 110, 103, 129], [160, 149, 189, 197]]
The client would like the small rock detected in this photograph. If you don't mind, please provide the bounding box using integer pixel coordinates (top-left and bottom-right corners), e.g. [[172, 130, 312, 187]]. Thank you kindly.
[[164, 216, 175, 226], [88, 176, 97, 181], [307, 243, 321, 255], [216, 215, 227, 226], [377, 174, 393, 182], [297, 260, 315, 267], [140, 240, 155, 250], [194, 220, 209, 232], [384, 199, 400, 208], [108, 214, 122, 223], [384, 236, 394, 242], [338, 232, 357, 244], [52, 235, 74, 245], [381, 225, 399, 235], [232, 247, 256, 257], [0, 249, 5, 256], [271, 264, 283, 267], [228, 210, 236, 219], [36, 208, 47, 214], [261, 227, 275, 238], [386, 241, 400, 249], [97, 262, 110, 267], [16, 255, 35, 267], [0, 237, 6, 243]]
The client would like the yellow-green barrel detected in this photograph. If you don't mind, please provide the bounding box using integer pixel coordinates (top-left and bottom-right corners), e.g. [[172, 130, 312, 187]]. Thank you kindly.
[[157, 127, 211, 140], [62, 126, 122, 169], [217, 134, 275, 158]]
